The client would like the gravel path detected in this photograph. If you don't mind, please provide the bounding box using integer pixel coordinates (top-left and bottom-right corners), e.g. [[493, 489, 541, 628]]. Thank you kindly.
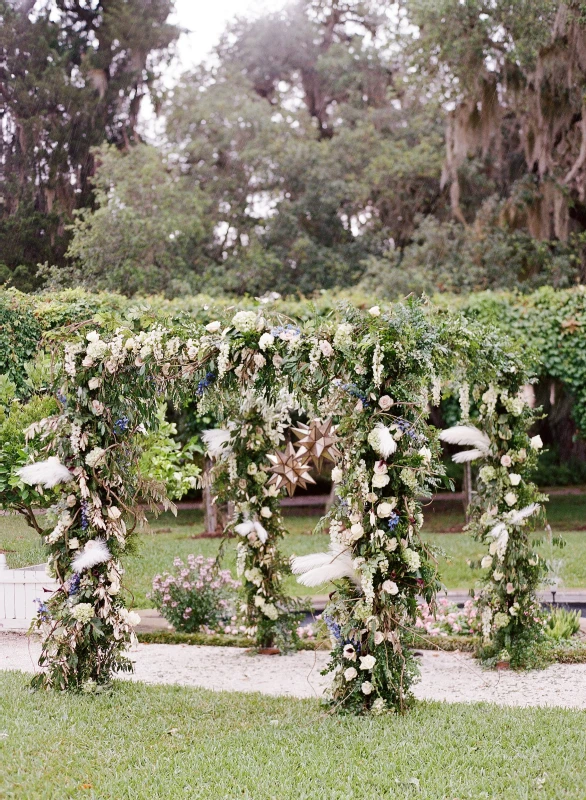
[[2, 634, 586, 708]]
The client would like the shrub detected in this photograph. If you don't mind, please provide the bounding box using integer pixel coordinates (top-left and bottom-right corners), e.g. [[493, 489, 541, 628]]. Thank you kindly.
[[149, 556, 241, 633], [544, 607, 582, 641], [416, 598, 482, 637]]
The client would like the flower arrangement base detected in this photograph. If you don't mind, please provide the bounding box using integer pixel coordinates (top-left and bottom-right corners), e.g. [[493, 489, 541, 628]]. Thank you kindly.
[[496, 660, 510, 671]]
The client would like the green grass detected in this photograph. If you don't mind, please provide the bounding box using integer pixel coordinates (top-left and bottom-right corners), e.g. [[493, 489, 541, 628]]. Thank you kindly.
[[1, 671, 586, 799], [2, 499, 586, 604]]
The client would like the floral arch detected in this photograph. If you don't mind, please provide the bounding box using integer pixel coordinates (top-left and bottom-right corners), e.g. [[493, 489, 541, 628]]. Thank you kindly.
[[19, 299, 546, 713]]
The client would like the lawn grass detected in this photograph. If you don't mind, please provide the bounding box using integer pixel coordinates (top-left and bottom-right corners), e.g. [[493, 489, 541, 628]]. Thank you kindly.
[[1, 671, 586, 799], [2, 498, 586, 605]]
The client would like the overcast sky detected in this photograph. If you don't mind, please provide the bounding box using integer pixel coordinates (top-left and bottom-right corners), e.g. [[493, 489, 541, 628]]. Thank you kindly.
[[171, 0, 288, 72]]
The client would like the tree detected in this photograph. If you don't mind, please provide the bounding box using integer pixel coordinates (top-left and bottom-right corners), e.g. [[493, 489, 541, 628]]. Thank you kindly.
[[404, 0, 586, 244], [46, 144, 210, 296], [162, 1, 447, 295], [0, 0, 179, 289]]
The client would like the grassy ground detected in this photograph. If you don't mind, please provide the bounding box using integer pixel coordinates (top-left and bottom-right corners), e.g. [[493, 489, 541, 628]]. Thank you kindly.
[[1, 671, 586, 800], [2, 498, 585, 606]]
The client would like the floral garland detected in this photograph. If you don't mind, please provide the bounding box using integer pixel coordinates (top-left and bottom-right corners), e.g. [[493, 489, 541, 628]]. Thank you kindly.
[[17, 300, 550, 709], [447, 381, 550, 666], [202, 387, 303, 648]]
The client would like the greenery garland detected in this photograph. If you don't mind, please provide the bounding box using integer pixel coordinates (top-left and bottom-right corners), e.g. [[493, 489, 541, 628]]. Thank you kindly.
[[9, 298, 551, 713], [203, 387, 303, 649]]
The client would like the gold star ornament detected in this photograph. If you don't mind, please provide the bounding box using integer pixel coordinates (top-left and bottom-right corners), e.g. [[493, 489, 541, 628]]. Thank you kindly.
[[292, 418, 341, 470], [266, 442, 316, 497]]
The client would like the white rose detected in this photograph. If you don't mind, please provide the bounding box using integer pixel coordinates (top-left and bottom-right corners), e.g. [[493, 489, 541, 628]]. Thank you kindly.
[[374, 631, 385, 645], [258, 332, 274, 351], [500, 454, 512, 467], [385, 538, 398, 552], [349, 523, 364, 541], [319, 340, 334, 357], [205, 321, 222, 333], [509, 473, 522, 486], [88, 377, 101, 390], [368, 306, 381, 317], [372, 473, 390, 489], [260, 506, 272, 519], [361, 681, 374, 695], [127, 611, 141, 627], [493, 570, 504, 581], [377, 501, 395, 518], [418, 446, 432, 462], [382, 580, 399, 595], [344, 667, 357, 681], [331, 467, 343, 484], [530, 435, 543, 450], [91, 400, 104, 416], [68, 537, 80, 550], [504, 492, 517, 507], [378, 395, 393, 411], [86, 331, 100, 343], [373, 461, 388, 475], [107, 506, 121, 520], [481, 555, 493, 569], [359, 654, 376, 670]]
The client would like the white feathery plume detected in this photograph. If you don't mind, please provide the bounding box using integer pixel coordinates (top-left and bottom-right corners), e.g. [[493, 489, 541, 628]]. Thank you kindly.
[[71, 539, 111, 573], [234, 519, 268, 544], [440, 425, 490, 463], [371, 423, 397, 459], [488, 522, 507, 539], [452, 448, 488, 464], [291, 544, 360, 587], [201, 428, 231, 458], [17, 457, 74, 489], [506, 503, 540, 526]]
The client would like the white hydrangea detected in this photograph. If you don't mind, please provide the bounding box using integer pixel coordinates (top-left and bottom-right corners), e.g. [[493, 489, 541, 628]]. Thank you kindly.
[[333, 323, 353, 348], [232, 311, 258, 333]]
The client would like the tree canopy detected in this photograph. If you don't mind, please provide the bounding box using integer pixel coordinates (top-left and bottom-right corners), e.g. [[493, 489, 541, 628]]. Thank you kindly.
[[2, 0, 586, 296]]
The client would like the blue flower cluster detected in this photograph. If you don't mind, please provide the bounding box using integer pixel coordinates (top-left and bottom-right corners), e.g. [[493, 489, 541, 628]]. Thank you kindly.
[[114, 416, 130, 433], [196, 371, 215, 396], [387, 512, 400, 531], [34, 598, 50, 622], [270, 324, 301, 337], [56, 391, 67, 407], [332, 379, 370, 406], [394, 417, 422, 442], [322, 612, 342, 643], [81, 500, 89, 532], [68, 573, 81, 597]]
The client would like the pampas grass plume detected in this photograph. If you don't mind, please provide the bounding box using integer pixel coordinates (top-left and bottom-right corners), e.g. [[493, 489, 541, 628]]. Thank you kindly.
[[17, 457, 74, 489]]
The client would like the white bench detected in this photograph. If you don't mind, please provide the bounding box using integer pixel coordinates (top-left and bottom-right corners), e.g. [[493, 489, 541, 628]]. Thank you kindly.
[[0, 554, 58, 631]]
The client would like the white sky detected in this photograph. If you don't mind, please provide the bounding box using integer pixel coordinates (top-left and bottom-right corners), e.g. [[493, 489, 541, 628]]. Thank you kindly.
[[171, 0, 289, 72], [140, 0, 288, 136]]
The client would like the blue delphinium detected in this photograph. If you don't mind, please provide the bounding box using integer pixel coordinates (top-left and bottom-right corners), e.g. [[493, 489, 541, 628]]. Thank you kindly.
[[81, 500, 89, 531], [114, 416, 130, 433], [322, 612, 342, 644], [196, 371, 216, 396], [34, 598, 50, 622], [387, 512, 400, 532]]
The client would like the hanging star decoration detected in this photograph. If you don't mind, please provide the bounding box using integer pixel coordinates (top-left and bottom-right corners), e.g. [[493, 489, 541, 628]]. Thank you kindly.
[[266, 441, 316, 497], [292, 418, 341, 470]]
